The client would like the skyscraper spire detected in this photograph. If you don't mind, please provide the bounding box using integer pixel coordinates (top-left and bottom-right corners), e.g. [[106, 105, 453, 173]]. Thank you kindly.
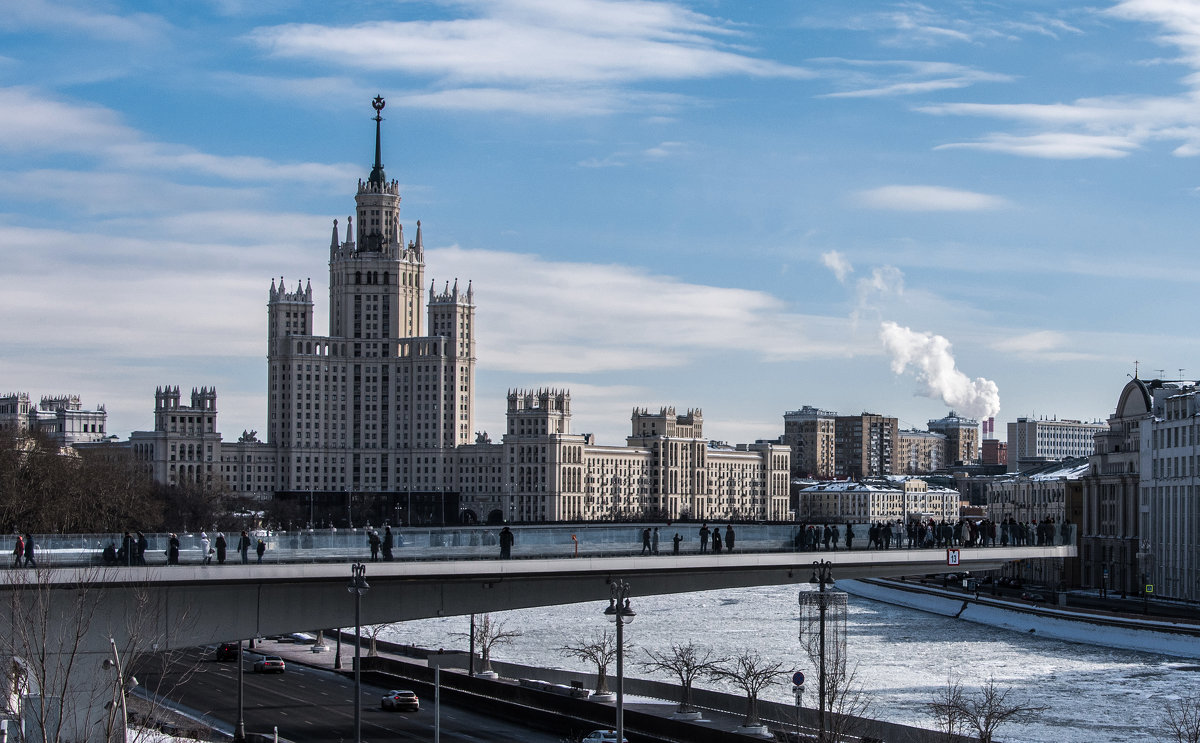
[[368, 96, 386, 186]]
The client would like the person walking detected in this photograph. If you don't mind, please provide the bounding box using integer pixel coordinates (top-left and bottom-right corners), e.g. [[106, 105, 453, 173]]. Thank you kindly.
[[499, 526, 514, 559], [200, 532, 212, 565], [215, 532, 227, 564], [136, 531, 148, 565], [651, 527, 660, 556], [641, 527, 652, 555], [711, 527, 723, 554], [121, 532, 135, 566], [238, 530, 251, 564], [672, 532, 682, 555], [383, 525, 394, 562], [167, 533, 180, 565], [699, 523, 710, 553], [845, 523, 854, 550], [256, 538, 266, 563], [22, 534, 35, 568], [724, 524, 735, 553], [12, 535, 23, 569]]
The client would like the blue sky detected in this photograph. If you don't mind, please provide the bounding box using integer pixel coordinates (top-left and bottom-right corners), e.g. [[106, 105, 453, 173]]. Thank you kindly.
[[3, 0, 1198, 446]]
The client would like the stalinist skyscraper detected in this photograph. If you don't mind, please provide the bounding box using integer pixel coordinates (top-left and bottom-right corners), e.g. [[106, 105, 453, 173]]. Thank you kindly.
[[266, 97, 476, 503]]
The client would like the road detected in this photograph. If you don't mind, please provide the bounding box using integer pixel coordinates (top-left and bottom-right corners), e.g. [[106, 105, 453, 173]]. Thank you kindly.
[[134, 646, 572, 742]]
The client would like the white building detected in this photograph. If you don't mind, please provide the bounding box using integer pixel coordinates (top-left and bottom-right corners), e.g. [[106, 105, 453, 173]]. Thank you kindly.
[[128, 386, 222, 488], [797, 478, 958, 524], [0, 392, 108, 446], [1138, 382, 1200, 602], [1007, 416, 1107, 472]]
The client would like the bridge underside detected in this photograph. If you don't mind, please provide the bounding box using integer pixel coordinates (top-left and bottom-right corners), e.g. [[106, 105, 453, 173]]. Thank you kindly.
[[3, 545, 1071, 653]]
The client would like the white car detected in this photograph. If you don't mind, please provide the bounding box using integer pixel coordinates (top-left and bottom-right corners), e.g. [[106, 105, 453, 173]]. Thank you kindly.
[[582, 731, 627, 743]]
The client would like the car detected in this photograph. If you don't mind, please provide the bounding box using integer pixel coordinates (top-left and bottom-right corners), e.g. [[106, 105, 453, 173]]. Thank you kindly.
[[215, 643, 239, 661], [582, 730, 628, 743], [253, 656, 286, 673], [380, 690, 419, 712], [1022, 591, 1048, 603], [287, 632, 318, 644]]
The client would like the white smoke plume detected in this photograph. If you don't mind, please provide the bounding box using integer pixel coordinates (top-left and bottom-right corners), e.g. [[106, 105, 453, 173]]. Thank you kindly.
[[879, 321, 1000, 420]]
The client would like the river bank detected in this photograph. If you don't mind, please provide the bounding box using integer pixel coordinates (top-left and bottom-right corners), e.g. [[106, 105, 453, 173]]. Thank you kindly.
[[838, 578, 1200, 659]]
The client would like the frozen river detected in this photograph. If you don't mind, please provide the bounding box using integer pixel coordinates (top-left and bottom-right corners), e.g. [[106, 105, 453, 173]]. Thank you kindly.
[[382, 584, 1198, 741]]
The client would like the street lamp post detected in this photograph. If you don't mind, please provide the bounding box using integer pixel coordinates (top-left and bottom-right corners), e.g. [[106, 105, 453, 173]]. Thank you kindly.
[[810, 560, 834, 742], [102, 637, 130, 743], [604, 579, 636, 743], [235, 639, 246, 742], [348, 563, 370, 743]]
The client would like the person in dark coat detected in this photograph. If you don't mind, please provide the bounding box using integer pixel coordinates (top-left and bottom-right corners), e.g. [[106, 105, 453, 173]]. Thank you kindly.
[[724, 524, 735, 553], [699, 523, 710, 553], [711, 527, 723, 554], [255, 538, 266, 563], [215, 533, 227, 564], [121, 532, 135, 566], [238, 530, 251, 564], [382, 526, 394, 562], [12, 535, 23, 568], [136, 531, 148, 565], [23, 534, 35, 568], [167, 533, 180, 565], [368, 529, 381, 562], [499, 526, 514, 559], [672, 532, 682, 555], [845, 523, 854, 550], [641, 527, 652, 555]]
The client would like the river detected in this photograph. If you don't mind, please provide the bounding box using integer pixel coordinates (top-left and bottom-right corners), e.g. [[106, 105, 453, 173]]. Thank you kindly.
[[381, 584, 1197, 741]]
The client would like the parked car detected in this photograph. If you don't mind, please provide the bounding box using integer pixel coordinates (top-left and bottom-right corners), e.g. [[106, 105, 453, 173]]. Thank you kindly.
[[287, 632, 318, 644], [1022, 591, 1048, 603], [380, 690, 420, 712], [215, 643, 239, 661], [582, 731, 628, 743], [253, 656, 286, 673]]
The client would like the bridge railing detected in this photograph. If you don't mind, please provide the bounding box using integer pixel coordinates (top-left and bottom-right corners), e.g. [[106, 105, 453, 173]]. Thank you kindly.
[[0, 521, 1076, 569]]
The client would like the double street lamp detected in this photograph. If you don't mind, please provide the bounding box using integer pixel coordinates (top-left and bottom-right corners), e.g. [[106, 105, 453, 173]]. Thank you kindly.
[[604, 579, 636, 743], [348, 562, 370, 743], [810, 560, 835, 742]]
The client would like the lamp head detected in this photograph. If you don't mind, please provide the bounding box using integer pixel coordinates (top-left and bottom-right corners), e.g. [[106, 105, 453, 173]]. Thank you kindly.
[[604, 597, 617, 622]]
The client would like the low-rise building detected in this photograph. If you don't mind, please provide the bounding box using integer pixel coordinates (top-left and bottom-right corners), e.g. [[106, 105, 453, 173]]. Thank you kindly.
[[797, 477, 958, 523]]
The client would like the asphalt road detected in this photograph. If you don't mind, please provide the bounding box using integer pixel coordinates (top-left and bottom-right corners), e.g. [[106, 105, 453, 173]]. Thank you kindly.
[[134, 647, 571, 742]]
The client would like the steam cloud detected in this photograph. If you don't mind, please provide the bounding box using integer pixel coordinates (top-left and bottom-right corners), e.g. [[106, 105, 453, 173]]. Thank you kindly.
[[879, 321, 1000, 420]]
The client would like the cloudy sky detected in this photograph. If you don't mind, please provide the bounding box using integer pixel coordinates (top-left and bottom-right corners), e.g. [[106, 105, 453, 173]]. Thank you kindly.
[[3, 0, 1198, 447]]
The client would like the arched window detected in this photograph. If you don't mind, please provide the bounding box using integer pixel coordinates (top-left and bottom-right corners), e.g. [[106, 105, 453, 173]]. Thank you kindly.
[[355, 272, 362, 285]]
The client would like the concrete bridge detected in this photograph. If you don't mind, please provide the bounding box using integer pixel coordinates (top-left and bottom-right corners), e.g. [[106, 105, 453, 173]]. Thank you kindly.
[[0, 530, 1075, 741]]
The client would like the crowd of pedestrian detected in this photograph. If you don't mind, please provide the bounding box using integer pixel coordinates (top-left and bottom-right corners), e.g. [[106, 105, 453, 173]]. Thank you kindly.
[[790, 516, 1072, 551]]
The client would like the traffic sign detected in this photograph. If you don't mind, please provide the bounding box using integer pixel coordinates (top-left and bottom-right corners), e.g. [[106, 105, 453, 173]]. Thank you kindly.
[[947, 549, 961, 566], [792, 671, 805, 686], [1146, 584, 1154, 594]]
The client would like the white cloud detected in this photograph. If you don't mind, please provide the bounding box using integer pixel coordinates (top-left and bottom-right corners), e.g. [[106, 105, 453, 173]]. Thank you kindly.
[[0, 87, 355, 184], [815, 58, 1014, 99], [3, 0, 170, 42], [855, 185, 1009, 211], [991, 330, 1101, 362], [246, 0, 810, 114], [933, 131, 1141, 159], [821, 250, 854, 283]]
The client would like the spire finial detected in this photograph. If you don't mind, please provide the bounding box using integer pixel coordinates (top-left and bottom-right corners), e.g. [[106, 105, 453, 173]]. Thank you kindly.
[[369, 96, 386, 186]]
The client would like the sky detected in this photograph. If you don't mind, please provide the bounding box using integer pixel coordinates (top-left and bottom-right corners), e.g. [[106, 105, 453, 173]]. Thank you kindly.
[[3, 0, 1199, 447]]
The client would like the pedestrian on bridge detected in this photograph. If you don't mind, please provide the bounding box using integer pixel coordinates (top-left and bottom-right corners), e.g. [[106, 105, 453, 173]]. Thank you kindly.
[[652, 527, 660, 555], [256, 538, 266, 564], [641, 528, 652, 555], [238, 530, 251, 564], [672, 532, 682, 555], [201, 532, 211, 565], [136, 531, 148, 565], [712, 527, 722, 554], [724, 524, 735, 553], [215, 532, 227, 564], [499, 526, 514, 559], [383, 525, 394, 561], [167, 533, 180, 565], [368, 528, 381, 562], [22, 534, 35, 568], [12, 535, 23, 569], [699, 523, 710, 553]]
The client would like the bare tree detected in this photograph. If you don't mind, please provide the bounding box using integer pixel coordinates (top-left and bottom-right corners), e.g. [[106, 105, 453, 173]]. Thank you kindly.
[[710, 648, 788, 728], [364, 622, 399, 657], [455, 614, 521, 673], [1162, 698, 1200, 743], [641, 642, 724, 714], [929, 675, 1047, 743], [820, 661, 873, 743], [926, 674, 967, 743], [559, 630, 624, 694], [3, 565, 202, 742]]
